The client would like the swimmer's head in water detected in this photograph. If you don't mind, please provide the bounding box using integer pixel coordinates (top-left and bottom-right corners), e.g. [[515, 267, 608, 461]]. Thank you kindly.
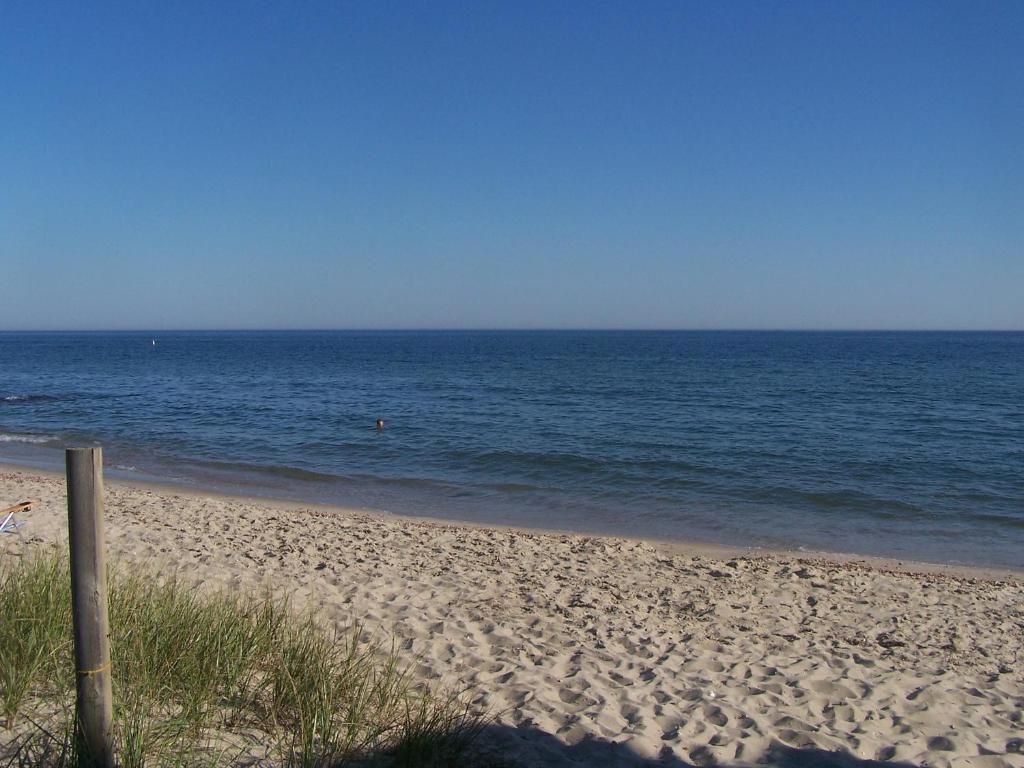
[[376, 418, 385, 430]]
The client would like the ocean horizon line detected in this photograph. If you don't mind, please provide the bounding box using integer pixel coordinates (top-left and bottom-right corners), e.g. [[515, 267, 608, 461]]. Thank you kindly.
[[2, 327, 1023, 334]]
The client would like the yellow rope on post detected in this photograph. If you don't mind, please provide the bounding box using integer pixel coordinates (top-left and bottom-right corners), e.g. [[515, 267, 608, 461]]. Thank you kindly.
[[77, 661, 112, 677]]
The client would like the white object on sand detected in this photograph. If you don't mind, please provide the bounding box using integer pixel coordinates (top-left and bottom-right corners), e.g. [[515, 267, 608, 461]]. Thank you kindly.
[[0, 500, 30, 535]]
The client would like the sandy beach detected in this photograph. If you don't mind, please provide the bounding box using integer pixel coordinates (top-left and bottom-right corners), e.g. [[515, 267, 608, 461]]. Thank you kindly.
[[2, 464, 1022, 767]]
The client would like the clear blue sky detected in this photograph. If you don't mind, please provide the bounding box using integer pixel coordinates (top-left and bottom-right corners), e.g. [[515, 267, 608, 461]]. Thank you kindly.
[[2, 1, 1021, 330]]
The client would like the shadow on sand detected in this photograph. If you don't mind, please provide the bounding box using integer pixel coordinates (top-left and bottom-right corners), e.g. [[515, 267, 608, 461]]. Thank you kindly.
[[474, 723, 921, 767]]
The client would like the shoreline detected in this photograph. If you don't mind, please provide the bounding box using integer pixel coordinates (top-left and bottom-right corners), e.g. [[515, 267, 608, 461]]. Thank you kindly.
[[3, 463, 1023, 766], [3, 460, 1020, 582]]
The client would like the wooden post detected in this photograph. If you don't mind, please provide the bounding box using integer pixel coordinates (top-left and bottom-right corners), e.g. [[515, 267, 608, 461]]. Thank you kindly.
[[66, 447, 114, 768]]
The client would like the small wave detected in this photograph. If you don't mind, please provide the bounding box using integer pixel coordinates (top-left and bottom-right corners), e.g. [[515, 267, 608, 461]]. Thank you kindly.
[[972, 512, 1024, 531], [2, 394, 59, 404], [198, 459, 343, 484], [0, 432, 56, 444], [190, 459, 465, 496], [317, 472, 469, 497], [751, 486, 929, 518], [459, 449, 607, 474], [367, 475, 462, 492], [260, 465, 341, 483], [3, 392, 137, 404], [486, 482, 541, 493]]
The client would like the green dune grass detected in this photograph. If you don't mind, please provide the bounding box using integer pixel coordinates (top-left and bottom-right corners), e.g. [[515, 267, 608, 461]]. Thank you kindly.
[[0, 549, 489, 767]]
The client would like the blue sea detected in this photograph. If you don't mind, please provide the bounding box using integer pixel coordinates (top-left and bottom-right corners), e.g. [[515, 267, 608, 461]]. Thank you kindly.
[[1, 331, 1021, 568]]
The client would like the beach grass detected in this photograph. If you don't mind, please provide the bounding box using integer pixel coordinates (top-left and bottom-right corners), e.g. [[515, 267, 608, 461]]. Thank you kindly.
[[0, 549, 485, 767]]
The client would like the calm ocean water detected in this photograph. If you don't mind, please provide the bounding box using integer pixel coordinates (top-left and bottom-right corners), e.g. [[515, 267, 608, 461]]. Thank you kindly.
[[1, 331, 1021, 567]]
